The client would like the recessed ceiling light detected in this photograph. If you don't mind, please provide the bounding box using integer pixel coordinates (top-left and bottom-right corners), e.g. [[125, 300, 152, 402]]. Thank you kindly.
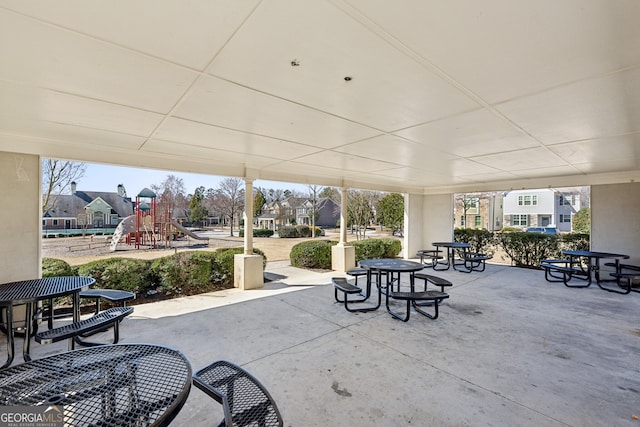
[[344, 76, 352, 81]]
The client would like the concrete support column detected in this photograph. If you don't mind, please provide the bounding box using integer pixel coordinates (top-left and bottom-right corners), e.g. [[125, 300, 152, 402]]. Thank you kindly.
[[332, 186, 355, 272], [0, 151, 41, 330], [403, 193, 424, 259], [234, 178, 262, 290], [243, 178, 254, 255], [421, 193, 455, 249]]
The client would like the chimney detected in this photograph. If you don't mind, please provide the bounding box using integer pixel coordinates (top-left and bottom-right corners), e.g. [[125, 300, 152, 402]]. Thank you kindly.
[[71, 181, 76, 194]]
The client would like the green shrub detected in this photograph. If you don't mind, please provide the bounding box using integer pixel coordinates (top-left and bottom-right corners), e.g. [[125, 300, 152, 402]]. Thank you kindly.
[[77, 258, 155, 294], [454, 228, 497, 256], [42, 258, 74, 277], [278, 226, 299, 238], [239, 228, 275, 237], [498, 232, 560, 268], [559, 233, 590, 252], [380, 238, 403, 258], [151, 251, 220, 296], [214, 247, 267, 285], [296, 225, 311, 237], [290, 240, 334, 269]]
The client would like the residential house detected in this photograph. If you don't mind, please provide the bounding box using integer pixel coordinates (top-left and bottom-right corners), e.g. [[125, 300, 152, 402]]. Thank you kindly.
[[502, 187, 586, 232], [257, 197, 339, 230], [454, 192, 504, 231], [42, 182, 134, 231]]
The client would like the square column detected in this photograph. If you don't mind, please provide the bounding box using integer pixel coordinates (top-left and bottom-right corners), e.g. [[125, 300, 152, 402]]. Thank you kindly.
[[331, 244, 355, 272], [234, 254, 263, 290]]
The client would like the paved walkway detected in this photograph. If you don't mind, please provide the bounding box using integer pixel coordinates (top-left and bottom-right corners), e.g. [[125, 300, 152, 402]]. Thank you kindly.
[[8, 261, 640, 426]]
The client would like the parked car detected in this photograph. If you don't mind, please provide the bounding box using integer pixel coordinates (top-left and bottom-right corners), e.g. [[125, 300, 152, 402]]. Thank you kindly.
[[525, 227, 557, 235]]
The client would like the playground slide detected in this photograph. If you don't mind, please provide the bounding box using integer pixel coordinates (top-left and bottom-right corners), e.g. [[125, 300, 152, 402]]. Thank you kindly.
[[109, 215, 137, 251], [170, 221, 209, 241]]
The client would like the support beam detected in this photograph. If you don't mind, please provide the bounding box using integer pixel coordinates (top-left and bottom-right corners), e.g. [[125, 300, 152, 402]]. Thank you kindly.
[[332, 187, 355, 272], [234, 178, 262, 289]]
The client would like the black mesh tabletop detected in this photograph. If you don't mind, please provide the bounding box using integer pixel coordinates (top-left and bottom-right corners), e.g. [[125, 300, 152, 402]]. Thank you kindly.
[[0, 343, 192, 427], [0, 276, 95, 305]]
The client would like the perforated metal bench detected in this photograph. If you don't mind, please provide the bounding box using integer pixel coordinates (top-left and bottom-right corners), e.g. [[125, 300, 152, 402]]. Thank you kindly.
[[332, 277, 380, 312], [386, 290, 449, 322], [541, 259, 589, 287], [460, 252, 491, 272], [35, 306, 133, 350], [416, 250, 444, 268], [193, 360, 283, 427]]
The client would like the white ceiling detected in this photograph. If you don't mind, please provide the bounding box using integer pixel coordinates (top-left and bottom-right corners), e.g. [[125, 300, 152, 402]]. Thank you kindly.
[[0, 0, 639, 194]]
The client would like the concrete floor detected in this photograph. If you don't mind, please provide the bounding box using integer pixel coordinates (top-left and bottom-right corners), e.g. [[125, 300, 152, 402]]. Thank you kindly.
[[6, 261, 640, 426]]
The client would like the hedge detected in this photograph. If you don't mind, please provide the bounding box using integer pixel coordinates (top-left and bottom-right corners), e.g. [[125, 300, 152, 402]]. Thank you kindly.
[[238, 229, 275, 237], [290, 240, 335, 269], [352, 238, 402, 262]]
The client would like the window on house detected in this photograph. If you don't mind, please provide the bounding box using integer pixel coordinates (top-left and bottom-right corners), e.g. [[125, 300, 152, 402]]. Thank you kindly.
[[475, 216, 482, 227], [460, 216, 465, 227], [465, 197, 479, 214], [560, 214, 571, 223], [53, 220, 58, 226], [518, 195, 538, 206], [42, 220, 45, 226], [512, 214, 528, 226], [560, 195, 576, 206]]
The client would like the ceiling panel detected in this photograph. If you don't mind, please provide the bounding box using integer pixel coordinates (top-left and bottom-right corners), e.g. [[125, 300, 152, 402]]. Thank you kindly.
[[174, 76, 380, 147], [548, 134, 640, 170], [0, 9, 197, 112], [0, 82, 164, 137], [471, 147, 571, 171], [153, 118, 321, 160], [496, 67, 640, 144], [394, 109, 541, 157], [346, 0, 640, 103], [333, 135, 458, 169], [142, 139, 277, 170], [208, 0, 479, 131], [0, 0, 259, 70]]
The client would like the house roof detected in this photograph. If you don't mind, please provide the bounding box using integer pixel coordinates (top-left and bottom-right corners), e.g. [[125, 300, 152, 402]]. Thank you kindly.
[[0, 2, 638, 194], [44, 191, 134, 218]]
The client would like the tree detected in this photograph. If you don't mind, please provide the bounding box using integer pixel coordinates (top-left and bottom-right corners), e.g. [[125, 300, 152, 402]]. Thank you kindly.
[[573, 208, 590, 233], [41, 159, 86, 213], [188, 186, 208, 226], [377, 193, 404, 235], [151, 175, 188, 219], [307, 185, 328, 238], [214, 178, 245, 236], [254, 188, 266, 218], [347, 190, 379, 240]]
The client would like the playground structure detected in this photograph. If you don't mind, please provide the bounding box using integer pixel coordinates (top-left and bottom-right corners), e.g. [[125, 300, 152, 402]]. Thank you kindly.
[[109, 188, 208, 252]]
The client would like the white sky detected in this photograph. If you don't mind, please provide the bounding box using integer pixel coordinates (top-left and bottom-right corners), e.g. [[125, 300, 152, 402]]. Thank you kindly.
[[74, 162, 309, 196]]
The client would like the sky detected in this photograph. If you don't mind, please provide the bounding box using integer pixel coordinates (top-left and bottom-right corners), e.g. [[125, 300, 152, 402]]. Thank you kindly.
[[74, 162, 309, 196]]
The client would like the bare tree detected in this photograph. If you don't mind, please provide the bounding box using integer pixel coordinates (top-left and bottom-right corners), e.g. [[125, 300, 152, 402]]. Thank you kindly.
[[214, 178, 245, 236], [151, 175, 188, 219], [347, 190, 380, 240], [42, 159, 86, 213], [307, 185, 328, 238]]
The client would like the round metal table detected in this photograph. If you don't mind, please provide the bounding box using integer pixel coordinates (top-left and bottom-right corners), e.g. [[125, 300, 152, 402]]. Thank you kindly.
[[0, 276, 95, 368], [0, 343, 192, 427]]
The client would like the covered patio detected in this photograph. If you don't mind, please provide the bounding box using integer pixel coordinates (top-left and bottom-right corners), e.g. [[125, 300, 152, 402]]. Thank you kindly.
[[0, 2, 639, 425], [13, 261, 640, 426]]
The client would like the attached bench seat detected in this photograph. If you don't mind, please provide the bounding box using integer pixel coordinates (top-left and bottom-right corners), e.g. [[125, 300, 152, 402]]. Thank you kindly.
[[416, 250, 444, 268], [79, 288, 136, 314], [35, 306, 133, 350], [540, 259, 588, 287], [332, 277, 380, 313], [414, 273, 452, 293], [460, 252, 491, 273], [386, 290, 449, 322]]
